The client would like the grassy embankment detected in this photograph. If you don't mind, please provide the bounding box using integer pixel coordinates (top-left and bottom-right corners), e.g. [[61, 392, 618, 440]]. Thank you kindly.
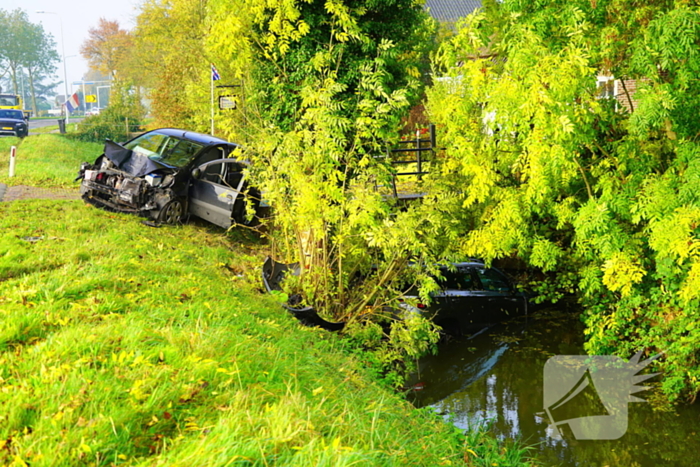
[[0, 135, 536, 466], [0, 135, 100, 188]]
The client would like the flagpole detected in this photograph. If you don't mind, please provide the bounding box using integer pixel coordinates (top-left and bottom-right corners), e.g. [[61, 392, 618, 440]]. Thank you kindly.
[[210, 67, 214, 136]]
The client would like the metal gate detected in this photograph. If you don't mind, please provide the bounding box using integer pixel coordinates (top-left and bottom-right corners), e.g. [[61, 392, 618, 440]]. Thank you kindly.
[[378, 123, 439, 200]]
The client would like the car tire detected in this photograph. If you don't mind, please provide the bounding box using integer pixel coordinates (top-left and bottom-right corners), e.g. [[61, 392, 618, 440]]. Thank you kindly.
[[158, 198, 184, 225], [234, 192, 261, 226]]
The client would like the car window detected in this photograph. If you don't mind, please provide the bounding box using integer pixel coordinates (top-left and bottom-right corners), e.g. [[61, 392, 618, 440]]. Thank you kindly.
[[0, 96, 19, 106], [439, 268, 481, 290], [201, 162, 226, 184], [225, 163, 245, 190], [474, 268, 511, 292], [196, 146, 226, 166], [159, 139, 204, 167], [125, 132, 169, 158], [0, 110, 22, 119], [201, 161, 245, 189]]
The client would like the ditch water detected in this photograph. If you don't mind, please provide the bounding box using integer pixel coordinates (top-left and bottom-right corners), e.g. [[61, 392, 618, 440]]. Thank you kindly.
[[408, 308, 700, 466]]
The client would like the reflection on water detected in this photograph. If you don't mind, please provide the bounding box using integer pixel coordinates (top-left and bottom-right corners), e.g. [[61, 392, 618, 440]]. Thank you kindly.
[[409, 309, 700, 466]]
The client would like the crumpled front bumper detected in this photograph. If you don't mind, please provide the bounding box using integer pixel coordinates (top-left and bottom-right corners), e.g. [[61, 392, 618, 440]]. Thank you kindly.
[[80, 166, 160, 214]]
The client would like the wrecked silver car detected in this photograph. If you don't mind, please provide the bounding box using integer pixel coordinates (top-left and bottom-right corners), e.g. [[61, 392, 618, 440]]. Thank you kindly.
[[77, 128, 259, 228]]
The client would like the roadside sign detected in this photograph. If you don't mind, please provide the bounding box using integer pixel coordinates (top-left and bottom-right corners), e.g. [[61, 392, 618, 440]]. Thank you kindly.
[[219, 96, 237, 110], [85, 94, 97, 103]]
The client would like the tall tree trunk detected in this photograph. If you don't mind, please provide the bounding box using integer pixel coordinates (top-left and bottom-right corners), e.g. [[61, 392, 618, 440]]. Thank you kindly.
[[10, 66, 19, 95], [27, 68, 38, 116], [0, 68, 8, 93]]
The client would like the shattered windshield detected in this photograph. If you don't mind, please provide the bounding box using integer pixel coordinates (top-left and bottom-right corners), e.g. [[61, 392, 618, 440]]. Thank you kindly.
[[124, 132, 167, 158], [123, 132, 204, 168]]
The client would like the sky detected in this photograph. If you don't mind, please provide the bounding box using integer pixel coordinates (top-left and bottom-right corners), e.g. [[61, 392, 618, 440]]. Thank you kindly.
[[3, 0, 140, 97]]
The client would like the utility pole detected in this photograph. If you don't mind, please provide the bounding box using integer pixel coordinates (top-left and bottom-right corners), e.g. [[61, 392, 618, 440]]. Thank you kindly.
[[36, 11, 70, 124]]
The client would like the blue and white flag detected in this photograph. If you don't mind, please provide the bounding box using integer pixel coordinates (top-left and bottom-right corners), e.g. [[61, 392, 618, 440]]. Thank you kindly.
[[211, 64, 221, 81], [65, 93, 80, 113]]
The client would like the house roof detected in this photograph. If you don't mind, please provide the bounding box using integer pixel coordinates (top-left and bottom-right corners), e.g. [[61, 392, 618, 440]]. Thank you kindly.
[[424, 0, 482, 23]]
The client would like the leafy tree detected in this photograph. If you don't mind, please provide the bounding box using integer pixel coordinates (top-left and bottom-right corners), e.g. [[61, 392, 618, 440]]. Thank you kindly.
[[0, 9, 37, 95], [80, 19, 132, 80], [130, 0, 212, 129], [0, 9, 59, 115], [0, 9, 26, 94], [209, 0, 433, 132], [427, 0, 700, 401], [22, 23, 59, 115], [80, 19, 145, 140], [203, 0, 450, 384]]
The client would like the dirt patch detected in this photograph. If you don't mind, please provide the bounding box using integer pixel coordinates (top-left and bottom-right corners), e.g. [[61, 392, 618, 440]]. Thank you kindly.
[[0, 183, 81, 202]]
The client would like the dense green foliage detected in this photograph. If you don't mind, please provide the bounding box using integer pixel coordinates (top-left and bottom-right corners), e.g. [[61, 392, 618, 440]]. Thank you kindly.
[[427, 0, 700, 400], [91, 0, 700, 402], [212, 0, 432, 131], [129, 0, 212, 130], [204, 0, 460, 383]]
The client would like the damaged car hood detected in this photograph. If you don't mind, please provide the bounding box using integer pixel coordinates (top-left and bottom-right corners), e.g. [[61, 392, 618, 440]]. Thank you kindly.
[[104, 139, 171, 177]]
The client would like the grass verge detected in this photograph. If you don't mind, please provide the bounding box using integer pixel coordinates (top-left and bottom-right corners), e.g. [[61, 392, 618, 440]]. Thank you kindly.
[[0, 137, 537, 466], [29, 125, 60, 135], [0, 134, 101, 188]]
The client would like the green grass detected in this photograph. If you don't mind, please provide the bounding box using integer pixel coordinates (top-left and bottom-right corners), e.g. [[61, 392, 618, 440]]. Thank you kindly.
[[29, 124, 60, 135], [0, 134, 101, 188], [0, 140, 538, 466]]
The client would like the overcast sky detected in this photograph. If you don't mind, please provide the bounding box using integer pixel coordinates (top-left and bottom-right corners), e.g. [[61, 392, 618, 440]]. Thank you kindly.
[[4, 0, 140, 95]]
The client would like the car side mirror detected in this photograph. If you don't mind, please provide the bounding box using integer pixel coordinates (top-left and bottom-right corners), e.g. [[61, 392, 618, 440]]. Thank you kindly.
[[191, 168, 202, 180]]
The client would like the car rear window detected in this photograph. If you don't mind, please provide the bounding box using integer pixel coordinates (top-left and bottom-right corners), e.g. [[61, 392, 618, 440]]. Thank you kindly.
[[439, 268, 480, 290]]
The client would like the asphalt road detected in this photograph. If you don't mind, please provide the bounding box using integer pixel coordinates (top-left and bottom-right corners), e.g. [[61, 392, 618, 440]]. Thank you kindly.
[[29, 117, 84, 132]]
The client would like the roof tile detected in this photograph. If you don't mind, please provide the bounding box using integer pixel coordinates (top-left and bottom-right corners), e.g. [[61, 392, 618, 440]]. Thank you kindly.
[[424, 0, 482, 23]]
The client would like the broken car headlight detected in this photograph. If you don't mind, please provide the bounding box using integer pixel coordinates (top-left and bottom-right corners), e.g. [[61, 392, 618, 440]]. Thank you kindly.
[[145, 174, 163, 187], [84, 170, 97, 181]]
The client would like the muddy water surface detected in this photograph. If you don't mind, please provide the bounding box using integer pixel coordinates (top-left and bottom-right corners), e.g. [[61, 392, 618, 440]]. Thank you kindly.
[[409, 309, 700, 466]]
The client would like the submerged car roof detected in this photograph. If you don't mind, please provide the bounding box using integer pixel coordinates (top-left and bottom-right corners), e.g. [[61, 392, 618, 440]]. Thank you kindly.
[[147, 128, 237, 147]]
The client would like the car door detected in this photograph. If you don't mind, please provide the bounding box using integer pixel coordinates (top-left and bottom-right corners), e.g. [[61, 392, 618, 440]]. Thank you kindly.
[[189, 159, 246, 228]]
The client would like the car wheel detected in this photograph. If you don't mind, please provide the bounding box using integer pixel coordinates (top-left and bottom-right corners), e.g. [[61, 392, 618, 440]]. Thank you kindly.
[[234, 193, 260, 226], [158, 198, 184, 225]]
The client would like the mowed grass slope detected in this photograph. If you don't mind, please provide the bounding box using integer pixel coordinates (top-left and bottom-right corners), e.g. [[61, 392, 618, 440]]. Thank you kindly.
[[0, 134, 101, 188], [0, 134, 535, 466], [0, 200, 469, 466]]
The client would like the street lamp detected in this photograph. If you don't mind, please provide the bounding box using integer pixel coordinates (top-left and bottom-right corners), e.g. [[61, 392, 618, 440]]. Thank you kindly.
[[36, 11, 70, 124]]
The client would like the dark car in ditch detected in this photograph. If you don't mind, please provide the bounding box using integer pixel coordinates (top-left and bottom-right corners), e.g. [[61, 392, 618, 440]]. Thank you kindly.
[[77, 128, 260, 228], [403, 261, 528, 335], [0, 109, 28, 137]]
